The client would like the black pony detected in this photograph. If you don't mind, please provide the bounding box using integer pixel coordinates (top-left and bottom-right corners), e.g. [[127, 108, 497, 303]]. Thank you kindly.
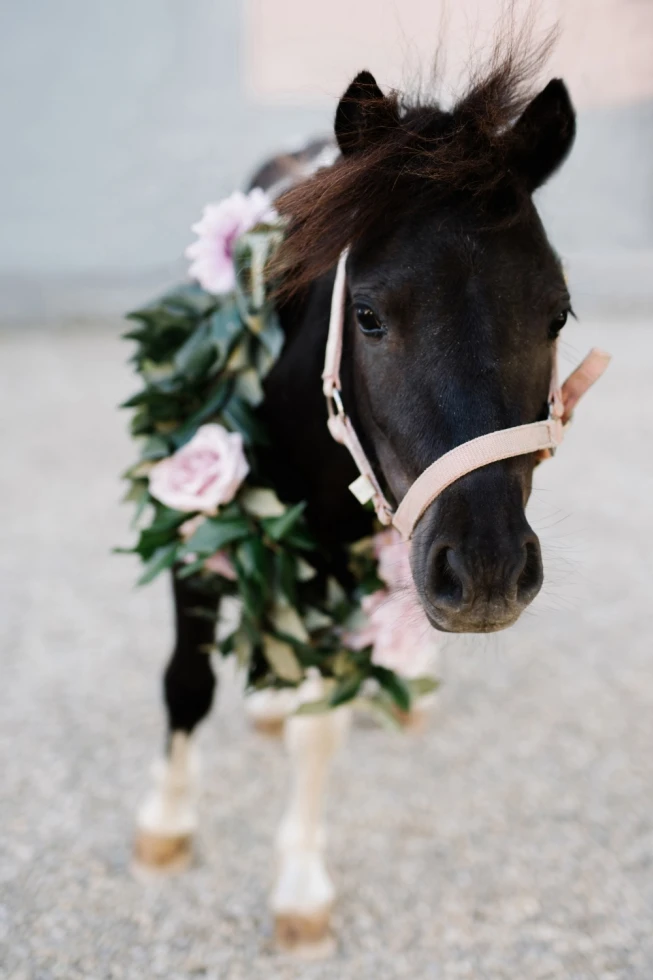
[[142, 40, 576, 886]]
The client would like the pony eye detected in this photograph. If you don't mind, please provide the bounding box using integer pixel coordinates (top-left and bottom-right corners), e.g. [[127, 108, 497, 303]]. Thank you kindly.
[[355, 304, 385, 337], [549, 309, 569, 339]]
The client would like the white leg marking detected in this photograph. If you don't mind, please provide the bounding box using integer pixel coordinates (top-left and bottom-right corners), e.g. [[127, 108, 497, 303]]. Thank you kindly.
[[271, 675, 350, 930], [136, 731, 200, 838]]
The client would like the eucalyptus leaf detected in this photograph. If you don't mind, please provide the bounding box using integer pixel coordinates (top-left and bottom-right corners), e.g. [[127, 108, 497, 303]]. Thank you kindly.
[[407, 676, 440, 698], [241, 487, 286, 518], [295, 558, 317, 581], [270, 603, 309, 642], [233, 628, 254, 669], [294, 698, 331, 716], [262, 634, 303, 683], [303, 606, 333, 632]]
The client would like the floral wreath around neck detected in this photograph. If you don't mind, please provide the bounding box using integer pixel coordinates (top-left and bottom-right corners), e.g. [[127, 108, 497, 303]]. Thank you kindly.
[[119, 189, 438, 721]]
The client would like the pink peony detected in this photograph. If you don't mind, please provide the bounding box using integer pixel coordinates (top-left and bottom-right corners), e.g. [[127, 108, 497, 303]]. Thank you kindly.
[[149, 424, 249, 514], [185, 189, 277, 295]]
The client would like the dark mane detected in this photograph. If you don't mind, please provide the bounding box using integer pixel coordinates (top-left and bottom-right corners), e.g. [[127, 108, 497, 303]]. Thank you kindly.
[[273, 26, 558, 295]]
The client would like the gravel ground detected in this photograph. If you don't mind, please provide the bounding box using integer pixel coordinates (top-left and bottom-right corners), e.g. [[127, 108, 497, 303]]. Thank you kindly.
[[0, 317, 651, 980]]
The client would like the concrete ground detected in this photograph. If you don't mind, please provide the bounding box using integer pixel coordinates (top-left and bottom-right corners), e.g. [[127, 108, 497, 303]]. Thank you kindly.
[[0, 316, 651, 980]]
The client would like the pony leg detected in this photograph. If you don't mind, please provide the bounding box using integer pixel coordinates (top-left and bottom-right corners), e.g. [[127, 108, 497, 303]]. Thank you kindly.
[[134, 573, 218, 872], [271, 674, 351, 952]]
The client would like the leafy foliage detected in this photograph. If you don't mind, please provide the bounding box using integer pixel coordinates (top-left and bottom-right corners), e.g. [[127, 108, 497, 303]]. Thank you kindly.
[[119, 223, 425, 712]]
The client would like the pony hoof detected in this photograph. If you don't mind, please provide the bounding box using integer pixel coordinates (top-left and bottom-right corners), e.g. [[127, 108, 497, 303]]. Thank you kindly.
[[274, 907, 334, 956], [132, 830, 192, 873], [251, 717, 286, 738]]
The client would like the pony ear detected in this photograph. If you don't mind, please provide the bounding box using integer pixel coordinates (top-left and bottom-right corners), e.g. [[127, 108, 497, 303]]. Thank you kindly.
[[510, 79, 576, 191], [334, 71, 396, 156]]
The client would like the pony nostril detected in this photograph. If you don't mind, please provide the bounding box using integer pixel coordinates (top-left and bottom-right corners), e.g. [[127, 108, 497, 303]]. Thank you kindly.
[[516, 539, 543, 602], [431, 546, 465, 608]]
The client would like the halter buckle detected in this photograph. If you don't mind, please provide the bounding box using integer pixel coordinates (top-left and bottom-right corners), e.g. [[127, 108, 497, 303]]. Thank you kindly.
[[327, 387, 345, 419]]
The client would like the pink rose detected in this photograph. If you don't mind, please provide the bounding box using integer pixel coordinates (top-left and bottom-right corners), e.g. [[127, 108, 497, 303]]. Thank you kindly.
[[365, 588, 436, 679], [203, 550, 237, 580], [344, 573, 437, 679], [185, 189, 277, 295], [374, 528, 412, 590], [149, 424, 249, 514], [179, 514, 205, 540]]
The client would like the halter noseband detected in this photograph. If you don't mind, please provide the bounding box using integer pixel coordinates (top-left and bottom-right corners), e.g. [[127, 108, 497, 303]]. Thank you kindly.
[[322, 249, 611, 541]]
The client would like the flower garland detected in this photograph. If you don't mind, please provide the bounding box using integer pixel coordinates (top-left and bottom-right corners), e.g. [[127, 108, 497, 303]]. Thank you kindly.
[[120, 190, 438, 721]]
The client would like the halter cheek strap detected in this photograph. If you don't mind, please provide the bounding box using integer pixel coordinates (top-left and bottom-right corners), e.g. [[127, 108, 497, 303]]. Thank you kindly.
[[322, 249, 611, 541]]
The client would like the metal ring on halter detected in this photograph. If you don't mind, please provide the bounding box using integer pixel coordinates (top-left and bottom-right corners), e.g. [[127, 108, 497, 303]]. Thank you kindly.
[[328, 389, 345, 418]]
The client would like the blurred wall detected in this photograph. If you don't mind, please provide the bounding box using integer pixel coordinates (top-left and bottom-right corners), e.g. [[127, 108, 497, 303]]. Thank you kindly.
[[1, 0, 651, 320]]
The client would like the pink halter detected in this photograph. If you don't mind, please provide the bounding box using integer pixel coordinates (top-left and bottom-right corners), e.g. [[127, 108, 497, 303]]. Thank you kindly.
[[322, 249, 611, 541]]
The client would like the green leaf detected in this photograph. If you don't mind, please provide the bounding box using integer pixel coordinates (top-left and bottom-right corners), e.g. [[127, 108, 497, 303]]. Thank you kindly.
[[208, 305, 244, 363], [407, 676, 440, 699], [365, 693, 403, 732], [371, 666, 412, 713], [329, 672, 364, 707], [137, 543, 179, 585], [233, 367, 264, 406], [237, 572, 265, 620], [232, 628, 253, 668], [270, 603, 309, 642], [303, 606, 333, 632], [183, 517, 250, 556], [173, 321, 215, 379], [170, 379, 233, 446], [236, 536, 270, 587], [262, 502, 306, 542], [131, 508, 186, 559], [176, 557, 207, 579], [283, 526, 319, 551], [128, 283, 216, 323], [295, 698, 331, 716], [140, 435, 170, 460], [222, 396, 269, 447], [127, 483, 151, 527], [149, 506, 188, 532], [241, 487, 286, 518], [167, 282, 218, 317], [296, 557, 317, 581], [262, 634, 303, 683], [274, 550, 296, 607], [256, 314, 285, 359]]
